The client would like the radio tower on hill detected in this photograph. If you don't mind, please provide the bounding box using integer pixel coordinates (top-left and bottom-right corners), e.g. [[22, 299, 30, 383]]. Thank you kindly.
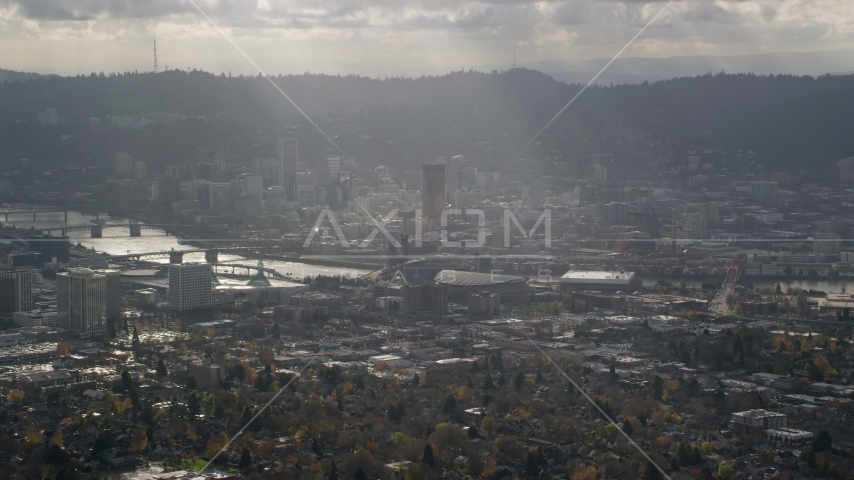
[[154, 36, 158, 73]]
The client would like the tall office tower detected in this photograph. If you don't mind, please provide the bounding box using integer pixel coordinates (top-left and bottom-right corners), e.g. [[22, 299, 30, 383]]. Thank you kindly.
[[236, 172, 264, 207], [157, 176, 182, 207], [266, 186, 288, 214], [132, 161, 147, 180], [114, 152, 134, 178], [209, 182, 233, 213], [422, 164, 446, 232], [404, 171, 422, 191], [445, 155, 466, 201], [197, 180, 211, 209], [0, 270, 33, 314], [57, 268, 106, 338], [327, 157, 341, 178], [168, 263, 212, 313], [210, 151, 229, 182], [278, 137, 298, 201], [94, 269, 121, 319], [374, 165, 391, 190]]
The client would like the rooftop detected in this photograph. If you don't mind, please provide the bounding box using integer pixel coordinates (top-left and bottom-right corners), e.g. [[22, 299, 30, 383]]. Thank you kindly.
[[560, 270, 636, 284]]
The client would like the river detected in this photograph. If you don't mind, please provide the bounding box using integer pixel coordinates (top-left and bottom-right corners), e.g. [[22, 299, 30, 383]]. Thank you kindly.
[[3, 210, 371, 280]]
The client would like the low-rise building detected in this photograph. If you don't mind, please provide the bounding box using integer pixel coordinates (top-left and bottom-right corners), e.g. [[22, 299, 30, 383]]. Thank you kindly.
[[187, 362, 225, 389], [732, 409, 787, 430]]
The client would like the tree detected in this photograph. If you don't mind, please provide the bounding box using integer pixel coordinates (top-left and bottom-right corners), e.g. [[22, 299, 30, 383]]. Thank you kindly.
[[238, 448, 252, 469], [187, 375, 197, 391], [131, 326, 140, 350], [482, 372, 495, 390], [514, 371, 525, 390], [156, 359, 168, 378], [206, 432, 229, 457], [471, 360, 480, 373], [717, 463, 735, 479], [622, 419, 633, 436], [535, 370, 543, 383], [412, 374, 420, 388], [525, 451, 540, 476], [442, 394, 457, 415], [354, 468, 368, 480], [329, 460, 338, 480], [92, 433, 113, 456], [130, 426, 148, 453], [652, 375, 663, 400], [422, 444, 436, 469], [812, 429, 833, 453], [188, 392, 201, 418], [271, 322, 280, 339], [643, 461, 663, 480]]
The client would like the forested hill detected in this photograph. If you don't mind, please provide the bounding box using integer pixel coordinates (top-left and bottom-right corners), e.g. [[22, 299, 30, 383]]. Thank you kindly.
[[2, 68, 854, 169]]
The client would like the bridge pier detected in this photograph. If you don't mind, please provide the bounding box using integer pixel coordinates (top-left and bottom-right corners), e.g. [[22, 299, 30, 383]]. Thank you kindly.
[[205, 249, 219, 263], [90, 226, 102, 238], [169, 251, 184, 264], [129, 224, 141, 237]]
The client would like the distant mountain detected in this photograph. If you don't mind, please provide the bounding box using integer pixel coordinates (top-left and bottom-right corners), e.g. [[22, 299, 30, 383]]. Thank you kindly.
[[476, 50, 854, 85], [0, 68, 50, 83], [2, 67, 854, 172]]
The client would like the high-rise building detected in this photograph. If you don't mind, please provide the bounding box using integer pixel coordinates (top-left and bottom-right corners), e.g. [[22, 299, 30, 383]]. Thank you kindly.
[[209, 182, 233, 213], [422, 164, 445, 232], [57, 268, 106, 338], [94, 269, 121, 319], [327, 157, 341, 179], [38, 107, 60, 126], [593, 164, 608, 183], [28, 235, 69, 262], [751, 181, 779, 202], [0, 270, 33, 314], [132, 161, 147, 180], [266, 186, 288, 214], [197, 180, 211, 209], [114, 152, 134, 178], [157, 176, 182, 207], [402, 284, 448, 314], [278, 137, 298, 201], [445, 155, 466, 200], [236, 172, 264, 208], [404, 171, 422, 191], [168, 263, 212, 313]]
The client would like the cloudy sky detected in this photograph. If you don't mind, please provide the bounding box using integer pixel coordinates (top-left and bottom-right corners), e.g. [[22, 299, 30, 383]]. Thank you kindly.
[[2, 0, 854, 76]]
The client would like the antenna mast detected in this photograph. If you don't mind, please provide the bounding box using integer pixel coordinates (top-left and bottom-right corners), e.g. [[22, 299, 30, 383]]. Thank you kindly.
[[154, 37, 158, 73]]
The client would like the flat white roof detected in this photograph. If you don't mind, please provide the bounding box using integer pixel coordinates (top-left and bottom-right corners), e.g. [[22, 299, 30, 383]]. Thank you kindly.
[[560, 271, 635, 284]]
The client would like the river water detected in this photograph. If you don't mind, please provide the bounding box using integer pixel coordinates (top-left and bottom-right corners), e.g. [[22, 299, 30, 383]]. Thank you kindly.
[[3, 210, 371, 281]]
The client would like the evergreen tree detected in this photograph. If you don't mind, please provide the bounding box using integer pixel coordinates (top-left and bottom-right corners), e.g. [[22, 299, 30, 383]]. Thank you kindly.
[[643, 462, 663, 480], [536, 370, 543, 383], [670, 458, 680, 472], [482, 372, 495, 390], [514, 371, 525, 390], [412, 374, 420, 388], [354, 468, 368, 480], [423, 444, 436, 468], [497, 373, 507, 387], [337, 397, 344, 411], [525, 451, 540, 476], [131, 326, 140, 349], [622, 419, 633, 436], [806, 449, 817, 468], [471, 360, 480, 373], [355, 376, 366, 390], [271, 322, 280, 339], [238, 448, 252, 469], [186, 375, 197, 391], [329, 460, 338, 480], [156, 359, 168, 378], [442, 394, 457, 415], [812, 429, 833, 453]]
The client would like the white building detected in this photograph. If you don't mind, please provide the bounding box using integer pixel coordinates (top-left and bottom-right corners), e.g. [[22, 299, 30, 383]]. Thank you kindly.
[[57, 268, 107, 338], [168, 263, 212, 313], [114, 152, 134, 178], [13, 309, 57, 327], [236, 172, 263, 207], [766, 427, 814, 446], [38, 107, 61, 125]]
